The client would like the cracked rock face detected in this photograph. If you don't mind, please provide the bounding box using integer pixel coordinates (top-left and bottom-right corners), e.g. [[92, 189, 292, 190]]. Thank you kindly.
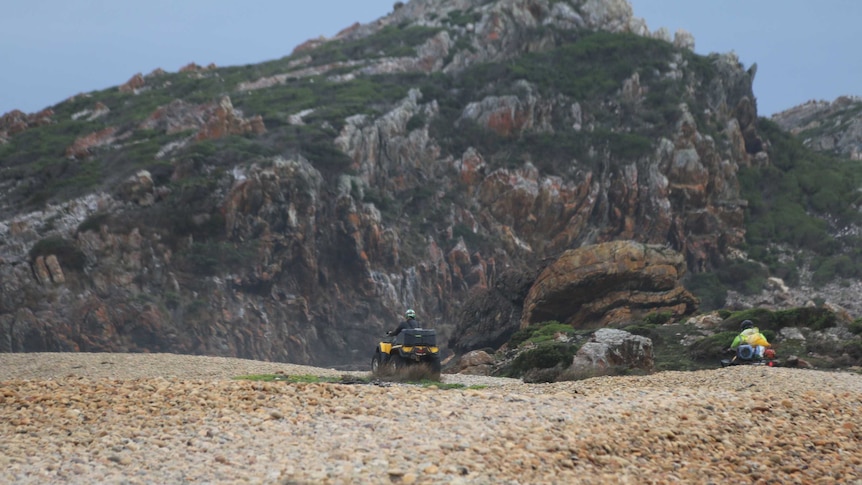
[[521, 240, 698, 329]]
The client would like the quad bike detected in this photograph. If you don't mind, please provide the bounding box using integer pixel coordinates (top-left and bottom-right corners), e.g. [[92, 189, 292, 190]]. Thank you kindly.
[[720, 345, 777, 367], [371, 328, 441, 376]]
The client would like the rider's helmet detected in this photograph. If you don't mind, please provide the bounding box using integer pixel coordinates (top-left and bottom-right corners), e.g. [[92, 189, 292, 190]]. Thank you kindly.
[[740, 319, 754, 330], [405, 309, 416, 319], [764, 348, 776, 359]]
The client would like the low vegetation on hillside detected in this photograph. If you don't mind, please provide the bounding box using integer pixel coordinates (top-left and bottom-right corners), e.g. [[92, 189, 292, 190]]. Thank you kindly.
[[492, 307, 862, 381]]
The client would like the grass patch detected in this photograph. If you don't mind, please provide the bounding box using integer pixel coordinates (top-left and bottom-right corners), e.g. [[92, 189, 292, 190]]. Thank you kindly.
[[507, 321, 576, 348]]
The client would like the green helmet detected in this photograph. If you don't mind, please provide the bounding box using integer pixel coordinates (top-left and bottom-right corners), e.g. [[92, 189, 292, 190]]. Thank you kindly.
[[405, 309, 416, 319]]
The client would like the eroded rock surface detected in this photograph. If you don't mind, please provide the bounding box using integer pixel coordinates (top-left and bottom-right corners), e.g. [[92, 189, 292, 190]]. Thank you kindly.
[[521, 240, 697, 328]]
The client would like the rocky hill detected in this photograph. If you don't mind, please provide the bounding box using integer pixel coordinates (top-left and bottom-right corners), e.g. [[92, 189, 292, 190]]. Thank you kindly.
[[1, 0, 861, 369], [771, 95, 862, 160]]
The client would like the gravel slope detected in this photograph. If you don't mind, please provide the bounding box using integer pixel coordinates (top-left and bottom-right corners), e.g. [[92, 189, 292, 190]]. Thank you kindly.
[[1, 353, 861, 484], [0, 352, 518, 387]]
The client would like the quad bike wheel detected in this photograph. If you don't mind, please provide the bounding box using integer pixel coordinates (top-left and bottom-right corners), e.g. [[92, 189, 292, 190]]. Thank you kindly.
[[389, 353, 406, 370], [427, 356, 442, 375], [371, 353, 383, 373]]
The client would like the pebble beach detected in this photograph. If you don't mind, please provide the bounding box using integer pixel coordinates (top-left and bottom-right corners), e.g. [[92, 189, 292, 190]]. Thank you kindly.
[[1, 353, 860, 484]]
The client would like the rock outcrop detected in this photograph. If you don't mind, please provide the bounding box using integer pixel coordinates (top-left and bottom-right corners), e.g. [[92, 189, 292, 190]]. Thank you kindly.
[[194, 96, 266, 141], [0, 108, 54, 143], [569, 328, 654, 371], [771, 96, 862, 160], [65, 127, 119, 159], [139, 96, 266, 140], [453, 349, 496, 375], [118, 73, 146, 93], [521, 241, 698, 328]]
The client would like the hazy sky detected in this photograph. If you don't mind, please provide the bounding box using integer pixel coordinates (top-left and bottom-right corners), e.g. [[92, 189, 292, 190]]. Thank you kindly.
[[1, 1, 858, 117]]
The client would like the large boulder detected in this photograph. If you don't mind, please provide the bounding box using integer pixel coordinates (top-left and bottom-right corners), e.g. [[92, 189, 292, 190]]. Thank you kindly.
[[454, 349, 496, 375], [570, 328, 654, 372], [521, 240, 698, 328]]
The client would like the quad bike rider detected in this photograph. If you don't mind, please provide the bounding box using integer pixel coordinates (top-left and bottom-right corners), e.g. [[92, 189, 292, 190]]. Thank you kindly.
[[721, 319, 776, 367], [371, 309, 441, 376]]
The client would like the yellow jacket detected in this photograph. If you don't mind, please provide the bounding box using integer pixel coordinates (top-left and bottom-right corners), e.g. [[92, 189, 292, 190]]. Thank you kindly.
[[731, 327, 770, 349]]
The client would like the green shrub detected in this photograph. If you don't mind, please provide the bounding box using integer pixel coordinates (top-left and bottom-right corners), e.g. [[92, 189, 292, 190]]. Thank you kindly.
[[849, 319, 862, 335], [684, 272, 727, 312], [724, 307, 838, 333], [716, 260, 768, 295], [507, 320, 574, 348], [688, 331, 737, 361], [811, 254, 860, 284], [643, 311, 672, 325], [843, 341, 862, 360], [362, 187, 396, 214], [77, 213, 110, 233], [721, 308, 776, 332], [774, 307, 837, 331], [507, 31, 675, 100], [451, 223, 487, 249], [504, 342, 578, 377], [406, 112, 427, 132], [529, 322, 576, 344], [177, 240, 257, 275], [742, 119, 862, 269], [507, 327, 538, 349], [445, 9, 482, 26], [29, 236, 87, 272], [516, 131, 653, 175]]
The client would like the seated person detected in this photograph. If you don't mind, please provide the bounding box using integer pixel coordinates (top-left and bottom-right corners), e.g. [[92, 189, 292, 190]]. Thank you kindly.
[[731, 319, 771, 360]]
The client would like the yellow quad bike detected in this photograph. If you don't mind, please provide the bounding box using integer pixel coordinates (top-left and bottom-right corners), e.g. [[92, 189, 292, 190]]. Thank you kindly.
[[371, 328, 441, 376]]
